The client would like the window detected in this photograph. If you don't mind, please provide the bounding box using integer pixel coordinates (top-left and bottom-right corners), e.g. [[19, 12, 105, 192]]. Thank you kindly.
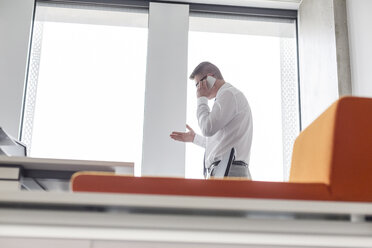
[[22, 2, 148, 175], [186, 12, 299, 181], [22, 2, 299, 180]]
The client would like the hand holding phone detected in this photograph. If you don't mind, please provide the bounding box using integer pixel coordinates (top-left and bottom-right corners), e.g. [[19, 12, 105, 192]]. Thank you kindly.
[[197, 75, 216, 98], [206, 76, 216, 89]]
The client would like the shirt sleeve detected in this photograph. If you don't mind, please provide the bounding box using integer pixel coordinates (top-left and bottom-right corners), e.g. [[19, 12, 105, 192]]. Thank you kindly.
[[197, 91, 236, 137], [192, 133, 206, 148]]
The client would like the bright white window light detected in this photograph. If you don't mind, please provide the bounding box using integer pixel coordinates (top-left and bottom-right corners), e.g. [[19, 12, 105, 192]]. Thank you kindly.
[[22, 3, 148, 176], [187, 13, 299, 181]]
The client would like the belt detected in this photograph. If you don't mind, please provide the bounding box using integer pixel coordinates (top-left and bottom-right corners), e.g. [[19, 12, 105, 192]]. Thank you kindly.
[[207, 160, 248, 176], [210, 160, 248, 167]]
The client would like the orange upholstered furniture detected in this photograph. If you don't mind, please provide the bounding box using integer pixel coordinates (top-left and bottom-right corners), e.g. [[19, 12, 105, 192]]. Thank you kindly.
[[71, 97, 372, 202]]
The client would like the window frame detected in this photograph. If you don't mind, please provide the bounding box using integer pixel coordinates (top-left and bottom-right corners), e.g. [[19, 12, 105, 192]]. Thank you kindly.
[[22, 0, 301, 180]]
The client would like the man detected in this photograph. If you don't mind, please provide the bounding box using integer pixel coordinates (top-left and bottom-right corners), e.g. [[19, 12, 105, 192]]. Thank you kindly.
[[170, 62, 253, 179]]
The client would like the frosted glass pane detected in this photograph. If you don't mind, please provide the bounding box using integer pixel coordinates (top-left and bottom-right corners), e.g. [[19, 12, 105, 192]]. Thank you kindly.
[[187, 14, 299, 181], [23, 4, 148, 176]]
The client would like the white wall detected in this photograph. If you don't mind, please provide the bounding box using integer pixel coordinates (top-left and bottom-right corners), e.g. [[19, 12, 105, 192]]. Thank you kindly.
[[142, 3, 189, 177], [347, 0, 372, 97], [0, 0, 35, 138]]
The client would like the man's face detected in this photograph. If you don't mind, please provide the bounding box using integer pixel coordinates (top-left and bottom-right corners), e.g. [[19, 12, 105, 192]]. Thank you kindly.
[[194, 73, 214, 99], [194, 74, 208, 88]]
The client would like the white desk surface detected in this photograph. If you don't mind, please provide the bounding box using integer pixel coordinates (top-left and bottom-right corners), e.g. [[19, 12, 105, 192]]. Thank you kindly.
[[1, 191, 372, 247], [0, 156, 134, 174], [1, 190, 372, 215]]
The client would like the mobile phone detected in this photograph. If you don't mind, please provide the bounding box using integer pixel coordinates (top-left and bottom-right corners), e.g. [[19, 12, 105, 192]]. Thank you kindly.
[[206, 76, 216, 89]]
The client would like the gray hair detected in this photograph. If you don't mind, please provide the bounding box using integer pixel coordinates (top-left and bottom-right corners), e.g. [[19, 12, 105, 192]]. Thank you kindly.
[[189, 61, 224, 80]]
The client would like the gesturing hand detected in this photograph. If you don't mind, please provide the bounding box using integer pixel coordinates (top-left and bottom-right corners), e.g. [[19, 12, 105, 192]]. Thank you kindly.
[[170, 124, 195, 143]]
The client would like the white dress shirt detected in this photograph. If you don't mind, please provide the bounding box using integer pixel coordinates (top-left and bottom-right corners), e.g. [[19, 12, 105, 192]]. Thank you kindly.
[[193, 83, 253, 169]]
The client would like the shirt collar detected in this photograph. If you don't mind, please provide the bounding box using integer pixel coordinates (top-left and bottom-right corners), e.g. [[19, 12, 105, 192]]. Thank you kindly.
[[216, 82, 231, 100]]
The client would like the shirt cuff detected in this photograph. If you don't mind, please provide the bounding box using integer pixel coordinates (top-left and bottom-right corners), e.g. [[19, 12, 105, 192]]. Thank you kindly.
[[193, 133, 205, 147], [197, 96, 208, 106]]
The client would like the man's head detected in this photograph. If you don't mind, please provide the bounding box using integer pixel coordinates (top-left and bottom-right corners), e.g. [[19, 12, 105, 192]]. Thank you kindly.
[[190, 62, 225, 99], [189, 61, 224, 81]]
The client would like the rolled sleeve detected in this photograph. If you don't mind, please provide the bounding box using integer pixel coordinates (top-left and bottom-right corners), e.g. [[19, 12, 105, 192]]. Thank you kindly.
[[193, 133, 206, 148], [197, 96, 208, 106]]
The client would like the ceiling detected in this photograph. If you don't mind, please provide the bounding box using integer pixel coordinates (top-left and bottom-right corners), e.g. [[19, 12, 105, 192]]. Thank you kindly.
[[157, 0, 302, 10]]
